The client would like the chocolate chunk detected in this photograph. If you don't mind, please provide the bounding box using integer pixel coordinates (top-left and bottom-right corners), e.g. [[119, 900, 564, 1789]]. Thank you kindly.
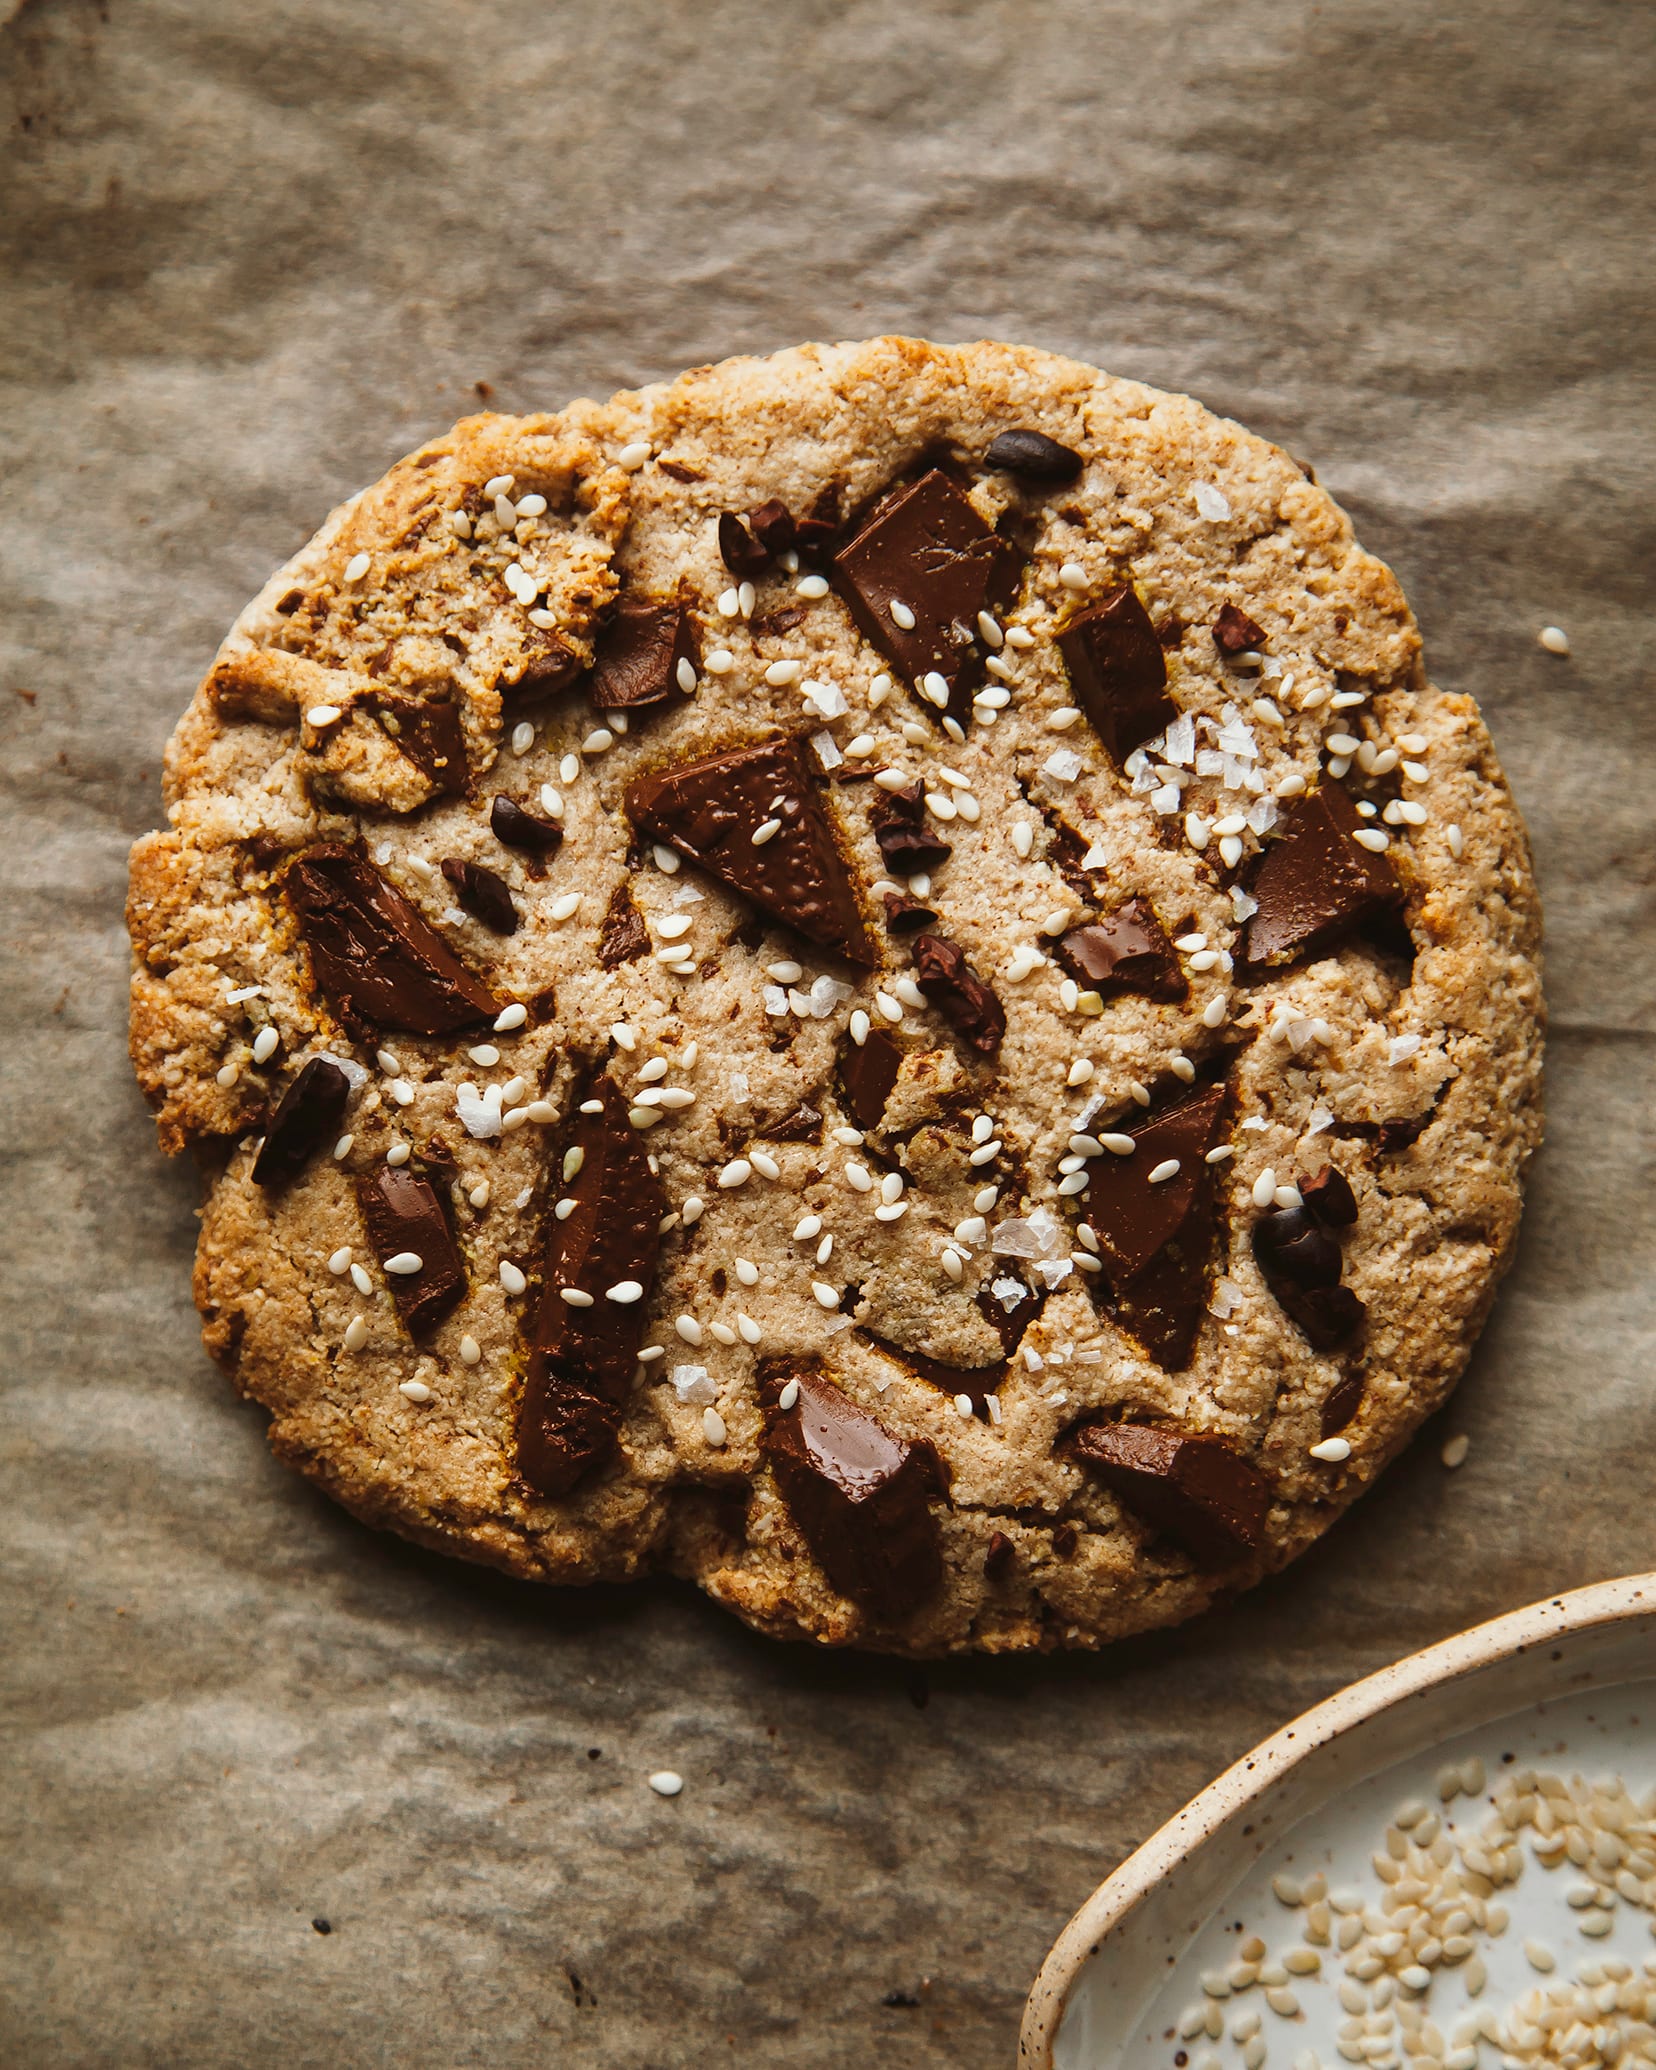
[[983, 428, 1084, 484], [911, 934, 1006, 1056], [1279, 1283, 1367, 1352], [882, 893, 938, 935], [1376, 1113, 1430, 1153], [1083, 1081, 1227, 1369], [518, 1078, 666, 1496], [252, 1056, 350, 1189], [1299, 1164, 1358, 1228], [864, 1328, 1006, 1415], [717, 511, 770, 580], [655, 458, 703, 482], [750, 605, 808, 640], [1052, 1522, 1079, 1558], [984, 1530, 1015, 1581], [490, 793, 564, 857], [597, 883, 650, 969], [370, 693, 467, 794], [1211, 602, 1267, 655], [285, 845, 502, 1036], [440, 858, 519, 936], [831, 470, 1023, 726], [871, 782, 953, 875], [761, 1102, 824, 1143], [1072, 1421, 1269, 1565], [626, 736, 874, 965], [356, 1166, 466, 1334], [839, 1028, 903, 1130], [746, 499, 797, 555], [1253, 1206, 1343, 1293], [1054, 899, 1187, 1003], [793, 482, 842, 561], [586, 594, 701, 710], [510, 642, 583, 698], [1319, 1373, 1365, 1437], [758, 1362, 943, 1621], [1057, 586, 1176, 764], [1240, 784, 1402, 973], [1155, 615, 1186, 649]]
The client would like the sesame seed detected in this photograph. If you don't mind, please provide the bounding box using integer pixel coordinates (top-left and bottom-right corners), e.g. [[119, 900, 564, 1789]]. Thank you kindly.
[[1441, 1433, 1471, 1468], [888, 599, 916, 630], [984, 655, 1016, 683], [764, 659, 802, 687], [582, 729, 613, 756], [968, 1139, 1001, 1167], [717, 1160, 751, 1188], [1056, 1172, 1088, 1196], [647, 1769, 684, 1798], [549, 892, 581, 920], [305, 703, 343, 727], [675, 1316, 704, 1346], [1058, 561, 1087, 590], [350, 1262, 373, 1295], [868, 673, 892, 706], [1201, 994, 1228, 1028], [848, 1009, 870, 1047], [874, 991, 903, 1023], [606, 1280, 643, 1304], [1148, 1159, 1180, 1184], [974, 1185, 998, 1213], [738, 581, 755, 617], [251, 1027, 280, 1065], [616, 441, 651, 470], [343, 552, 371, 582], [1047, 707, 1083, 731], [795, 574, 829, 599], [494, 1003, 528, 1032], [879, 1172, 905, 1204], [815, 1234, 833, 1263], [343, 1316, 369, 1352], [750, 818, 781, 846], [1067, 1059, 1095, 1086], [953, 1393, 974, 1419], [1539, 624, 1570, 655], [750, 1150, 780, 1180], [793, 1215, 822, 1241], [385, 1142, 410, 1167], [384, 1252, 424, 1274], [459, 1335, 482, 1365], [873, 1202, 908, 1223], [554, 1199, 576, 1220], [675, 656, 698, 693], [681, 1195, 704, 1225], [1099, 1132, 1135, 1155], [399, 1378, 432, 1404], [736, 1314, 762, 1345], [778, 1378, 800, 1411], [559, 1287, 595, 1308], [844, 1161, 873, 1192], [1252, 1167, 1278, 1208], [216, 1063, 239, 1088], [1447, 823, 1464, 858], [919, 671, 950, 708], [811, 1282, 840, 1308], [1310, 1436, 1351, 1462], [559, 753, 580, 784]]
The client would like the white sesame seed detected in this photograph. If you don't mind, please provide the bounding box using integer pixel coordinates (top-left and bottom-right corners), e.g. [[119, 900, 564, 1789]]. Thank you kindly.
[[343, 552, 371, 583], [1067, 1059, 1095, 1087], [385, 1142, 411, 1167], [350, 1261, 373, 1295], [458, 1334, 482, 1365], [305, 703, 344, 729], [559, 1287, 595, 1307], [1148, 1159, 1179, 1184], [1252, 1167, 1278, 1208], [1058, 561, 1087, 590], [1447, 823, 1464, 858], [774, 1378, 802, 1414], [559, 753, 580, 785], [1539, 624, 1570, 655], [1352, 828, 1390, 852], [749, 818, 782, 847], [251, 1026, 280, 1065], [549, 892, 581, 921], [494, 1003, 528, 1032], [874, 991, 903, 1023], [967, 1139, 1002, 1167], [738, 581, 755, 617], [581, 728, 614, 756], [647, 1769, 684, 1798], [811, 1282, 840, 1309], [736, 1314, 762, 1345], [616, 441, 651, 471], [1441, 1433, 1471, 1468], [1098, 1132, 1135, 1155], [888, 599, 916, 630], [815, 1235, 834, 1264], [384, 1252, 424, 1275], [1169, 1053, 1196, 1083], [1310, 1436, 1351, 1463], [1056, 1172, 1089, 1196], [606, 1280, 644, 1304], [1205, 1145, 1234, 1165], [919, 670, 950, 708], [674, 656, 698, 694], [950, 1393, 974, 1420], [1202, 994, 1228, 1028], [343, 1316, 369, 1352], [216, 1063, 239, 1088], [717, 1160, 751, 1189], [1185, 812, 1211, 850], [973, 1186, 999, 1215]]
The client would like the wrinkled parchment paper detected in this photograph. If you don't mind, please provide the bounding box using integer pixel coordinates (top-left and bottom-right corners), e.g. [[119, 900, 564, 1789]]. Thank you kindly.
[[4, 2, 1652, 2062]]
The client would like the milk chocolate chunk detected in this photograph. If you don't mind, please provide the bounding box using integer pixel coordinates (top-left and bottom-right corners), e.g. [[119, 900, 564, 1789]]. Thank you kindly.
[[440, 858, 519, 936], [285, 845, 501, 1036], [839, 1027, 903, 1130], [252, 1056, 350, 1189], [597, 883, 650, 969], [758, 1362, 943, 1621], [490, 793, 564, 857], [626, 736, 875, 965], [1057, 586, 1175, 764], [1072, 1421, 1269, 1565], [871, 782, 953, 875], [983, 428, 1084, 484], [831, 470, 1023, 726], [586, 594, 701, 710], [717, 511, 770, 580], [518, 1078, 666, 1497], [1240, 785, 1402, 973], [1054, 899, 1187, 1003], [356, 1166, 466, 1334], [911, 934, 1006, 1056], [1299, 1164, 1358, 1228], [1212, 602, 1267, 655]]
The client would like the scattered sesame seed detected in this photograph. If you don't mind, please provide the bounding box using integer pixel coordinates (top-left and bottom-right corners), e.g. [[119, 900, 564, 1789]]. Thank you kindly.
[[494, 1003, 528, 1032], [350, 1262, 373, 1295], [811, 1282, 840, 1309], [1148, 1159, 1180, 1184], [778, 1378, 801, 1411], [1201, 994, 1229, 1028], [974, 1185, 999, 1213], [1058, 561, 1087, 590], [252, 1027, 280, 1065], [216, 1063, 239, 1088], [384, 1252, 424, 1275], [749, 1150, 780, 1181], [1252, 1167, 1278, 1208], [750, 817, 782, 846], [385, 1142, 410, 1167], [1447, 823, 1464, 859], [1101, 1133, 1136, 1155], [559, 1287, 594, 1308], [305, 703, 343, 727], [953, 1393, 974, 1419], [736, 1314, 762, 1344], [940, 1248, 964, 1282], [1441, 1433, 1471, 1468], [343, 1316, 369, 1352], [459, 1335, 482, 1365], [888, 599, 917, 630], [616, 441, 651, 471], [967, 1139, 1002, 1167], [717, 1160, 752, 1188], [342, 551, 371, 582], [510, 720, 535, 756], [1310, 1436, 1351, 1462], [1539, 624, 1570, 655], [681, 1196, 704, 1225], [549, 891, 581, 920], [559, 753, 581, 784], [399, 1379, 432, 1404]]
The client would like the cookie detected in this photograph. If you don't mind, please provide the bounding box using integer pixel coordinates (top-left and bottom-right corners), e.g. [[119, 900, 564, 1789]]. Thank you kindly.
[[126, 337, 1543, 1656]]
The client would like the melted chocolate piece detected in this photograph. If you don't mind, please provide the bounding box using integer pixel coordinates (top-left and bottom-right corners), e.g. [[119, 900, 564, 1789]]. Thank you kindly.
[[983, 428, 1084, 484], [1279, 1283, 1367, 1352], [746, 499, 796, 555], [518, 1078, 666, 1496], [1319, 1373, 1366, 1437], [984, 1530, 1015, 1581], [1054, 899, 1187, 1003], [285, 845, 501, 1036], [586, 595, 701, 710], [717, 511, 770, 579], [1057, 586, 1176, 765], [839, 1028, 904, 1130], [882, 893, 938, 934], [356, 1166, 466, 1334], [597, 884, 650, 969], [911, 934, 1006, 1056], [1084, 1081, 1227, 1370], [1212, 602, 1267, 655], [625, 736, 874, 965], [1072, 1421, 1269, 1565], [369, 693, 467, 794], [871, 782, 953, 875], [831, 470, 1023, 727], [490, 793, 564, 857], [862, 1324, 1007, 1416], [1299, 1164, 1358, 1227], [251, 1056, 350, 1189], [511, 643, 583, 698], [1252, 1206, 1343, 1292], [758, 1361, 943, 1621], [1240, 785, 1402, 973], [440, 858, 519, 936]]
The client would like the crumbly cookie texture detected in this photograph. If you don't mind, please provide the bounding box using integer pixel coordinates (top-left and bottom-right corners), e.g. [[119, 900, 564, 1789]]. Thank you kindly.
[[127, 337, 1543, 1657]]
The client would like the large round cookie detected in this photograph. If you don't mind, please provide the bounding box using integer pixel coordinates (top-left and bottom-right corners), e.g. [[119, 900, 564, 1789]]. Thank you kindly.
[[127, 337, 1543, 1656]]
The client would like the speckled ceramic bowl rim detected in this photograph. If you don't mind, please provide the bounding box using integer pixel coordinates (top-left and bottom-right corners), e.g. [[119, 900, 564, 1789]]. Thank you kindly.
[[1019, 1571, 1656, 2067]]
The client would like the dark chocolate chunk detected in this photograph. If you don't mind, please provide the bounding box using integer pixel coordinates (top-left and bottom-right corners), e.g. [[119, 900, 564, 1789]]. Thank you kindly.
[[882, 893, 938, 935], [1319, 1373, 1366, 1436], [717, 510, 770, 580], [490, 793, 564, 857], [655, 458, 703, 482], [1155, 615, 1186, 649], [984, 1530, 1015, 1581], [1279, 1283, 1367, 1352], [1083, 1081, 1227, 1370], [1057, 586, 1176, 764], [597, 884, 650, 969], [518, 1078, 666, 1496], [369, 693, 467, 794], [356, 1166, 466, 1334], [758, 1361, 943, 1621], [586, 594, 701, 710], [1299, 1164, 1358, 1228], [1054, 899, 1187, 1003], [831, 470, 1023, 727], [510, 642, 583, 698], [1212, 602, 1268, 655], [1240, 784, 1402, 973], [746, 499, 797, 555], [1252, 1206, 1343, 1293], [1376, 1112, 1430, 1153], [440, 858, 519, 936], [863, 1327, 1006, 1416], [1072, 1421, 1269, 1565], [750, 605, 809, 640], [983, 428, 1085, 484], [626, 736, 874, 965], [252, 1056, 350, 1189], [285, 845, 502, 1036], [1052, 1522, 1079, 1558], [793, 482, 842, 561], [871, 782, 953, 875], [761, 1102, 824, 1143], [911, 934, 1006, 1056], [839, 1028, 904, 1130]]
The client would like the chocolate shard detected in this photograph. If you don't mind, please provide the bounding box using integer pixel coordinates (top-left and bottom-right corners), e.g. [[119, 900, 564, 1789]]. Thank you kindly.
[[1299, 1164, 1358, 1228], [586, 594, 701, 710], [862, 1322, 1009, 1416], [1083, 1081, 1227, 1370], [757, 1360, 943, 1621], [1279, 1283, 1367, 1352], [1072, 1421, 1270, 1565], [252, 1056, 350, 1189], [598, 883, 650, 969], [1212, 602, 1268, 655], [356, 1166, 466, 1334], [984, 1529, 1015, 1581], [370, 693, 468, 795], [1319, 1372, 1366, 1436], [1054, 899, 1187, 1003], [518, 1077, 666, 1497], [510, 642, 583, 698], [839, 1027, 904, 1131], [882, 893, 938, 935], [831, 470, 1023, 727], [984, 428, 1084, 484], [490, 793, 564, 857], [760, 1102, 824, 1143], [746, 498, 797, 555], [911, 934, 1006, 1056], [717, 510, 770, 580], [1057, 586, 1176, 765], [1252, 1206, 1343, 1292], [1240, 784, 1402, 973], [625, 736, 874, 965], [871, 782, 953, 875], [441, 858, 519, 936], [285, 845, 502, 1036]]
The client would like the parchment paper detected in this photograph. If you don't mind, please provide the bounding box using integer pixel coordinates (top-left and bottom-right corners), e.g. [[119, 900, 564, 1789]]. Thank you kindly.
[[3, 3, 1652, 2064]]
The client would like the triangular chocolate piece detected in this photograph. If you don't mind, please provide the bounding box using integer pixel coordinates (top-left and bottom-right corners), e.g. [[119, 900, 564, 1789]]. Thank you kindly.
[[839, 1027, 904, 1130], [1054, 898, 1186, 1002], [356, 1166, 466, 1335], [253, 1056, 350, 1190], [625, 736, 874, 965], [1240, 784, 1402, 972], [1057, 586, 1176, 764], [1072, 1421, 1269, 1564], [587, 594, 700, 709]]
